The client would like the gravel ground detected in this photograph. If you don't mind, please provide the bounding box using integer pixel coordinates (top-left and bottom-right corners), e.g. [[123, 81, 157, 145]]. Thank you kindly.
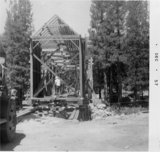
[[0, 112, 148, 151]]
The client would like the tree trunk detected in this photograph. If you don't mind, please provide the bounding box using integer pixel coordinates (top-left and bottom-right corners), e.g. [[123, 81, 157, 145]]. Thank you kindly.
[[134, 62, 138, 102], [118, 76, 122, 104], [103, 70, 108, 104], [134, 86, 137, 102], [117, 62, 122, 107], [109, 67, 112, 104], [99, 87, 101, 99]]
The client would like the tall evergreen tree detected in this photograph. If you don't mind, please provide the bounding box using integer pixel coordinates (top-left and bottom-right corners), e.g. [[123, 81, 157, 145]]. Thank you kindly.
[[125, 1, 149, 100], [89, 0, 127, 103], [3, 0, 33, 96]]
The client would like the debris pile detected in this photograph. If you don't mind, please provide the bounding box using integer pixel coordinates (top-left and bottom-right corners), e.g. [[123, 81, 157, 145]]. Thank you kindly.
[[89, 103, 113, 119], [34, 102, 76, 119]]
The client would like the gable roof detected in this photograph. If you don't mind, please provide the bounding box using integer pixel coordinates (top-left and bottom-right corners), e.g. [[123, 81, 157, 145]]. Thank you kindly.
[[32, 15, 81, 68], [32, 15, 79, 40]]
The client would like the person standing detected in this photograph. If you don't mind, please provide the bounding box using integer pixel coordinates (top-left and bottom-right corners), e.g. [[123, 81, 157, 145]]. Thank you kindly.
[[55, 76, 61, 95]]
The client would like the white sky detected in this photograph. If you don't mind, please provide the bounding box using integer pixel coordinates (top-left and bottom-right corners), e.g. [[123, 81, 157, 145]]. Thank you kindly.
[[0, 0, 91, 36]]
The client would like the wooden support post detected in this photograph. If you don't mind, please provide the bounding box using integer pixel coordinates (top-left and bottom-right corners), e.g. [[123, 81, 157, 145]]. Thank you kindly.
[[90, 57, 93, 90], [30, 39, 33, 99], [79, 37, 85, 104]]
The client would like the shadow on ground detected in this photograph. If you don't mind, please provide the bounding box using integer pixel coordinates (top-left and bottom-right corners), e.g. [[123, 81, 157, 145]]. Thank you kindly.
[[0, 132, 25, 151]]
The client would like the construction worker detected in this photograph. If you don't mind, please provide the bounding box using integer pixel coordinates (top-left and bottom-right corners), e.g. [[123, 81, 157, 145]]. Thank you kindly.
[[55, 76, 61, 95]]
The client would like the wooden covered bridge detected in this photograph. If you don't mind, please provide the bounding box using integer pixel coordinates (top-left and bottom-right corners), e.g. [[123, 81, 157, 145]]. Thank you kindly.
[[30, 15, 92, 120]]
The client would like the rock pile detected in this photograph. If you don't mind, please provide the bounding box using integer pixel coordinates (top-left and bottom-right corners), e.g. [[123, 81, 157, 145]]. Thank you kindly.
[[89, 103, 113, 120]]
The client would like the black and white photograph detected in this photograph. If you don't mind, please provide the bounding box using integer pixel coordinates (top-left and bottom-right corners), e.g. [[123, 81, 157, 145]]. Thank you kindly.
[[0, 0, 159, 151]]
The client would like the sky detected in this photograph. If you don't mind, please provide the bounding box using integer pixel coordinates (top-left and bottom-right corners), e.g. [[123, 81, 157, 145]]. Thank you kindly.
[[0, 0, 91, 36]]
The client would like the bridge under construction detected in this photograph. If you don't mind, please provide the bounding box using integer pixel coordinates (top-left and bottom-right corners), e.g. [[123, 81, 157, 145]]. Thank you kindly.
[[30, 15, 93, 120]]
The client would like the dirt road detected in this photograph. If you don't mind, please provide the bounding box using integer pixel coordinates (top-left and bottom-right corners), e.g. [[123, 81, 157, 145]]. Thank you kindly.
[[0, 113, 148, 151]]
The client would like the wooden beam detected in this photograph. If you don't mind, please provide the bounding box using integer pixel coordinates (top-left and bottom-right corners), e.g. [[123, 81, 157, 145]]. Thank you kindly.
[[33, 41, 40, 49], [30, 39, 33, 99], [47, 24, 71, 28], [32, 35, 80, 41], [70, 40, 79, 49], [0, 119, 7, 125], [34, 78, 53, 97], [31, 96, 83, 103], [79, 37, 85, 102]]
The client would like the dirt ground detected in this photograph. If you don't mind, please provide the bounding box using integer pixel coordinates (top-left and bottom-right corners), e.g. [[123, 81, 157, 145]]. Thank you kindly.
[[0, 112, 148, 151]]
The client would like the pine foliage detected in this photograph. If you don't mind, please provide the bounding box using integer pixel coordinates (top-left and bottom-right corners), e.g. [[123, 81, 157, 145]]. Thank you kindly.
[[125, 1, 149, 95], [89, 0, 149, 102], [3, 0, 33, 94]]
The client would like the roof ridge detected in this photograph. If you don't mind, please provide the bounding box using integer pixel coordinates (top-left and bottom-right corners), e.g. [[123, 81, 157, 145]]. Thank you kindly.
[[32, 14, 79, 38]]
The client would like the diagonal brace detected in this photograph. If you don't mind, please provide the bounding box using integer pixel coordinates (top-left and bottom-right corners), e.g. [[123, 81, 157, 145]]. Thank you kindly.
[[33, 54, 74, 91], [34, 77, 53, 97], [70, 40, 79, 49]]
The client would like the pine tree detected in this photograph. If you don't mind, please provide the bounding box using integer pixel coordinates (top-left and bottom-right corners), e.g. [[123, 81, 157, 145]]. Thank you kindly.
[[89, 0, 127, 103], [125, 1, 149, 101], [3, 0, 33, 97]]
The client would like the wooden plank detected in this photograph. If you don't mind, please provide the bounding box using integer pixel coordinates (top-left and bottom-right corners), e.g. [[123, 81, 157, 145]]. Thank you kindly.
[[31, 96, 82, 103], [73, 109, 79, 120], [31, 97, 53, 102], [68, 109, 76, 120], [0, 119, 7, 125], [57, 97, 81, 102], [68, 109, 79, 120]]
